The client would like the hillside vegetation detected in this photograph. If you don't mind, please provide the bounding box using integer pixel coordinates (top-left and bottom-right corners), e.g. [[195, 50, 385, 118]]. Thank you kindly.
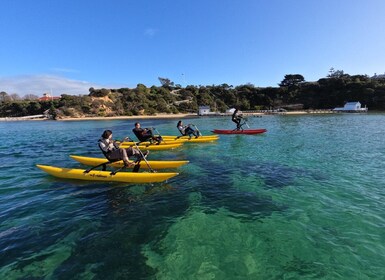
[[1, 71, 385, 118]]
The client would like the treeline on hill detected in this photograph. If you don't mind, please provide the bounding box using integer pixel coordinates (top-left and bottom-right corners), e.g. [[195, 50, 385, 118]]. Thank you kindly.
[[1, 70, 385, 118]]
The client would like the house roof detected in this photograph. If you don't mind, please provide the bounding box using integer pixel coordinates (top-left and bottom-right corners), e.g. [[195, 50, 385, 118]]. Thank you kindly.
[[38, 96, 60, 101], [227, 108, 236, 113], [345, 102, 360, 105]]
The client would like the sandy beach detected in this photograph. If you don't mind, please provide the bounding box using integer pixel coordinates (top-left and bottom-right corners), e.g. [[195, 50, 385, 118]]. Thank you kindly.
[[58, 113, 197, 121], [0, 110, 337, 122], [69, 110, 331, 121]]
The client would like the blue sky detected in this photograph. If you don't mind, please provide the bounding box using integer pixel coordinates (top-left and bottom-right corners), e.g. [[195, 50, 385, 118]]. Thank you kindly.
[[1, 0, 385, 96]]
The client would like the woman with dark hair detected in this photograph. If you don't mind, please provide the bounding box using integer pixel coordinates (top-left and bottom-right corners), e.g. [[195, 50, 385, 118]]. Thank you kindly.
[[98, 130, 147, 167], [177, 120, 198, 137]]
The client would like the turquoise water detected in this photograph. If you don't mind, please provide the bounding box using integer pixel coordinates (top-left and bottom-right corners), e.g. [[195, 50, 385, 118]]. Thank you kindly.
[[0, 114, 384, 279]]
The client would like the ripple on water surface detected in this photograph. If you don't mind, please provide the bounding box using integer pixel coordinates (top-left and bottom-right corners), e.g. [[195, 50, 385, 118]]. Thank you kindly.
[[1, 115, 385, 278]]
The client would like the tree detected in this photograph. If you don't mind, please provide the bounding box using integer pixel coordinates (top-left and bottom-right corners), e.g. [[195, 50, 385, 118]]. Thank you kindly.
[[136, 84, 149, 94], [158, 77, 174, 87], [327, 68, 345, 78], [27, 101, 41, 114], [89, 88, 110, 97], [155, 98, 170, 112], [0, 91, 8, 103], [9, 93, 21, 101], [24, 94, 39, 100], [279, 74, 305, 88], [215, 99, 227, 112], [9, 102, 28, 116]]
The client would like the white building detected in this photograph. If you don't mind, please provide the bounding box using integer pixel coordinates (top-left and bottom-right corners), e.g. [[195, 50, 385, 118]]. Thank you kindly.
[[333, 102, 368, 112], [198, 106, 211, 115], [226, 108, 236, 114]]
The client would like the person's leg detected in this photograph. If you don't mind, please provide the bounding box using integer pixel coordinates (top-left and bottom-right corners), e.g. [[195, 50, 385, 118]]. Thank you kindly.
[[126, 147, 149, 160], [106, 149, 132, 166], [119, 148, 133, 166], [146, 129, 161, 144], [126, 147, 139, 157], [153, 136, 162, 144], [147, 128, 155, 137], [236, 120, 241, 130], [142, 130, 154, 142], [190, 127, 198, 137], [107, 149, 124, 161], [232, 118, 239, 129], [185, 127, 195, 136]]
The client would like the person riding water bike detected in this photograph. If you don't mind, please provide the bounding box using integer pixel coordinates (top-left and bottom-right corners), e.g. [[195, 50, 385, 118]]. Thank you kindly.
[[177, 120, 200, 138], [98, 130, 148, 167], [132, 122, 162, 143], [232, 109, 243, 130]]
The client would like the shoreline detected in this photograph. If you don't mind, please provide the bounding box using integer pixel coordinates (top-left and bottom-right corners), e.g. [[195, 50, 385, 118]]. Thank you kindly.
[[57, 113, 197, 121], [0, 113, 196, 122], [0, 110, 374, 122], [57, 110, 335, 121]]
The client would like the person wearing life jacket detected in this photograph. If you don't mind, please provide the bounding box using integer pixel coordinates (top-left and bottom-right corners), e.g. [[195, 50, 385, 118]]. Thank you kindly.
[[177, 120, 199, 137], [132, 122, 162, 143], [98, 130, 148, 167], [231, 109, 243, 130]]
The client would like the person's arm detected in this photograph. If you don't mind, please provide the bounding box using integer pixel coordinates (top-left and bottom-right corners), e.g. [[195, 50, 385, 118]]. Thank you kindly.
[[99, 141, 110, 153], [144, 127, 154, 135], [112, 140, 119, 149], [176, 125, 182, 135], [136, 128, 147, 135]]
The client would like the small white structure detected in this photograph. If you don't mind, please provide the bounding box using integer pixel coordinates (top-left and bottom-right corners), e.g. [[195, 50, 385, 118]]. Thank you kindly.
[[333, 102, 368, 112], [226, 108, 236, 114], [198, 106, 211, 115]]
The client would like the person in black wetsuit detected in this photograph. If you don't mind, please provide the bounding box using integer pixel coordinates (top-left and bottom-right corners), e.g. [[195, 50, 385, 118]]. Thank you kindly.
[[232, 109, 243, 130], [132, 122, 162, 143]]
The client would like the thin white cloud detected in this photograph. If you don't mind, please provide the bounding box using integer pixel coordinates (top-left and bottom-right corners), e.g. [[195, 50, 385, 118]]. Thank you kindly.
[[0, 75, 100, 96], [144, 28, 157, 37], [51, 68, 80, 74]]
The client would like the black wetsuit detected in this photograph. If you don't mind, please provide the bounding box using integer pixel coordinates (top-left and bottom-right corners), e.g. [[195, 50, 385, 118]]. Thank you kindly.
[[232, 110, 242, 130], [132, 127, 154, 142]]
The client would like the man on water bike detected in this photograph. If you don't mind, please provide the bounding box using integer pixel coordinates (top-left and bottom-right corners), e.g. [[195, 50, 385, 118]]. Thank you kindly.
[[232, 109, 243, 130], [132, 122, 162, 144]]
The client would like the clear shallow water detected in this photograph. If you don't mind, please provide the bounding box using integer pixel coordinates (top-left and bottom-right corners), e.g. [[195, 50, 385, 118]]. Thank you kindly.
[[0, 114, 384, 279]]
